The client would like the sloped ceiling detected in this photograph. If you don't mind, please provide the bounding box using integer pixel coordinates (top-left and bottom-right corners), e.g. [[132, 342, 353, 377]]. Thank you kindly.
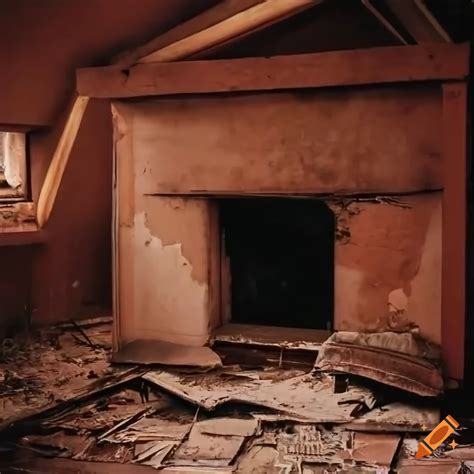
[[0, 0, 218, 126], [0, 0, 470, 127]]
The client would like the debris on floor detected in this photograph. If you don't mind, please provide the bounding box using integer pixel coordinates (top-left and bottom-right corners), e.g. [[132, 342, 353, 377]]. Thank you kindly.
[[340, 402, 440, 432], [113, 339, 222, 368], [315, 331, 444, 397], [0, 317, 113, 427], [143, 368, 375, 422], [395, 437, 464, 473], [271, 426, 400, 472], [211, 323, 329, 352], [2, 325, 473, 473]]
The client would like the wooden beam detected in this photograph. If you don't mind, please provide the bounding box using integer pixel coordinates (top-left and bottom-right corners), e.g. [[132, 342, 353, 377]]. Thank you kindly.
[[385, 0, 451, 43], [442, 82, 467, 380], [414, 0, 452, 42], [77, 43, 470, 99], [361, 0, 408, 45], [114, 0, 266, 67], [36, 0, 318, 228], [138, 0, 318, 63], [36, 95, 89, 228]]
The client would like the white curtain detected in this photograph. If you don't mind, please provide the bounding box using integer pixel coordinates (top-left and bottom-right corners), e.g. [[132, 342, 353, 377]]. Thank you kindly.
[[3, 132, 25, 190]]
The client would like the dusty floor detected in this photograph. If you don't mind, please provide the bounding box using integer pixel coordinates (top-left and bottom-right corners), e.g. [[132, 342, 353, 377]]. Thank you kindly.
[[0, 319, 473, 473], [0, 317, 113, 426]]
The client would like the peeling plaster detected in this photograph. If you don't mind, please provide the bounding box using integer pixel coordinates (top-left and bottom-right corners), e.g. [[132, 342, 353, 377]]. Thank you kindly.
[[388, 288, 409, 313], [334, 194, 441, 342], [125, 212, 209, 346], [141, 196, 210, 284]]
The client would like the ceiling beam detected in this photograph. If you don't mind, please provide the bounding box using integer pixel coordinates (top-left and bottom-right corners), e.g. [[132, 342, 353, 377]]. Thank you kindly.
[[36, 0, 319, 228], [361, 0, 408, 45], [385, 0, 451, 43], [77, 43, 470, 99], [36, 96, 89, 228], [138, 0, 319, 63], [114, 0, 265, 67]]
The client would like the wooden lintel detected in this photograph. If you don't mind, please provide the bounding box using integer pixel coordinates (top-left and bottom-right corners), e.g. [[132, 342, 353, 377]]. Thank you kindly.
[[77, 43, 470, 99]]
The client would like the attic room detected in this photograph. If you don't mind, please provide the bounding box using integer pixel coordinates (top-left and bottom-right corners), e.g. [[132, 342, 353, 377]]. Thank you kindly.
[[0, 0, 473, 472]]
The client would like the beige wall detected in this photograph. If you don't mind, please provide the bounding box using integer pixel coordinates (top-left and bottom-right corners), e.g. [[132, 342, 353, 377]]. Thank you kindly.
[[127, 87, 441, 195]]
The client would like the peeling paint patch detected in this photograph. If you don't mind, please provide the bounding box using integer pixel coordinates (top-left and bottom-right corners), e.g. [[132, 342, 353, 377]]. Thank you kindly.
[[125, 212, 209, 346], [141, 196, 210, 284], [388, 288, 409, 313], [334, 194, 441, 342]]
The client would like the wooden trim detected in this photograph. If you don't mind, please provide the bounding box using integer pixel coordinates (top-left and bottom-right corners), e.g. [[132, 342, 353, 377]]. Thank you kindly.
[[442, 82, 467, 380], [0, 229, 46, 247], [77, 43, 470, 99], [0, 123, 47, 133]]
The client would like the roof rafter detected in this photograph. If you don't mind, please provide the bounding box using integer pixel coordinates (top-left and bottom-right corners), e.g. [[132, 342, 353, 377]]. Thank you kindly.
[[385, 0, 451, 43]]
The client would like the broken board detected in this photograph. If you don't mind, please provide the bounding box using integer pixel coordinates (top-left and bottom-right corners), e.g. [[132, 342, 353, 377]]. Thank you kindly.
[[143, 369, 374, 423]]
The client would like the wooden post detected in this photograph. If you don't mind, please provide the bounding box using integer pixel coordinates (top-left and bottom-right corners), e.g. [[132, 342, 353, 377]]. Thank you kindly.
[[442, 82, 467, 380]]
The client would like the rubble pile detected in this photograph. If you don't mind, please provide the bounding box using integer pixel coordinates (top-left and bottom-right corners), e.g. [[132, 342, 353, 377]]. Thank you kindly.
[[0, 322, 472, 473]]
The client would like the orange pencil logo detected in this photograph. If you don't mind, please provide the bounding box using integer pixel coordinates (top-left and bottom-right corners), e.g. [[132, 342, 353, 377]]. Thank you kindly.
[[416, 414, 460, 459]]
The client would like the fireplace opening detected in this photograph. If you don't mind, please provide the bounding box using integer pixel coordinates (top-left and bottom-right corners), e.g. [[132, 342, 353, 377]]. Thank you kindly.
[[220, 197, 334, 330]]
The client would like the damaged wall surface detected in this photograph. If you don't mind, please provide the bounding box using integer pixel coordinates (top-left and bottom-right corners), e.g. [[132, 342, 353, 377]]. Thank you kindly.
[[116, 197, 219, 346], [331, 194, 441, 343], [112, 84, 443, 348], [121, 86, 442, 195]]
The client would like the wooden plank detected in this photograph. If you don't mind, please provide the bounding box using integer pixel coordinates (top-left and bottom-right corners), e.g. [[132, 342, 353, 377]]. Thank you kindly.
[[212, 323, 330, 350], [442, 82, 467, 380], [361, 0, 408, 45], [138, 0, 317, 63], [385, 0, 451, 43], [0, 230, 46, 247], [36, 95, 90, 228], [414, 0, 452, 42], [77, 43, 470, 99], [114, 0, 266, 67]]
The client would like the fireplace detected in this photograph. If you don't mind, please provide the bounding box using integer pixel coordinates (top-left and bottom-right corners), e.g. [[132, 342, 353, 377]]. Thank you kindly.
[[111, 85, 443, 353], [220, 197, 334, 330]]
